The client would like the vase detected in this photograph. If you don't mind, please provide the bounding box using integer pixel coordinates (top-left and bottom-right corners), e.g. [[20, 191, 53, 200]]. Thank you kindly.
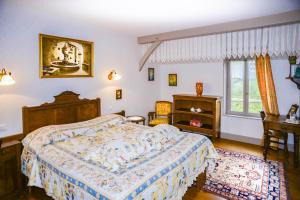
[[196, 82, 203, 96]]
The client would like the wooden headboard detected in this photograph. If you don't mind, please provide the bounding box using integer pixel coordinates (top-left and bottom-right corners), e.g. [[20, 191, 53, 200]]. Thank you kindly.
[[22, 91, 101, 135]]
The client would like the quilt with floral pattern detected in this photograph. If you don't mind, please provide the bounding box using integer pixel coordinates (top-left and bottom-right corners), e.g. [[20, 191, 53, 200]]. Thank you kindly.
[[21, 114, 217, 200]]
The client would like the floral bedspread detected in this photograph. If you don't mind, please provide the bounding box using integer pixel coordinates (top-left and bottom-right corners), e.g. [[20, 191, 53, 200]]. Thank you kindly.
[[21, 114, 218, 200]]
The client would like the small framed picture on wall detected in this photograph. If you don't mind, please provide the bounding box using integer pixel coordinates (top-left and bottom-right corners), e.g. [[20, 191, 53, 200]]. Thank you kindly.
[[168, 74, 177, 86], [148, 68, 154, 81], [116, 89, 122, 100]]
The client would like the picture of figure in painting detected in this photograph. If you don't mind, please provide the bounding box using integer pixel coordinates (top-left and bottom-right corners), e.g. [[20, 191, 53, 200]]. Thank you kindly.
[[168, 74, 177, 86], [148, 68, 154, 81], [40, 34, 93, 78]]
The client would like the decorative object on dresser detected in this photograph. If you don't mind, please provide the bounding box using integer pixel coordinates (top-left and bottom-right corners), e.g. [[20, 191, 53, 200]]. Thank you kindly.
[[195, 82, 203, 96], [173, 94, 221, 138], [148, 101, 172, 127], [116, 89, 122, 100], [190, 119, 202, 127], [0, 140, 22, 199], [40, 34, 94, 78], [126, 115, 146, 125], [148, 68, 154, 81], [263, 114, 300, 168], [168, 73, 177, 86]]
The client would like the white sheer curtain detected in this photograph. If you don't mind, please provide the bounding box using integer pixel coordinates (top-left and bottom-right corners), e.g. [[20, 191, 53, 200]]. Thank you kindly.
[[141, 23, 300, 64]]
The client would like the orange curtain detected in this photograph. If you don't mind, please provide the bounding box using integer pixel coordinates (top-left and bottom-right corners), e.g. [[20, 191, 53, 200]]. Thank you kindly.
[[256, 54, 280, 116]]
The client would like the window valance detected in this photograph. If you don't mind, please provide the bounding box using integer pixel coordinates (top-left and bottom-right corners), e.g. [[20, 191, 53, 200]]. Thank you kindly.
[[141, 23, 300, 64]]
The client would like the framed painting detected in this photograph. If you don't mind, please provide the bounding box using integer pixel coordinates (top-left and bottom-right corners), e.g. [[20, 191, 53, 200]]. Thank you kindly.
[[116, 89, 122, 100], [39, 34, 94, 78], [148, 68, 154, 81], [168, 74, 177, 86]]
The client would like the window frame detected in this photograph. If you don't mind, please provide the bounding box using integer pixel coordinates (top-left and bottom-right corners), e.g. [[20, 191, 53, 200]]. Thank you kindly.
[[225, 59, 261, 118]]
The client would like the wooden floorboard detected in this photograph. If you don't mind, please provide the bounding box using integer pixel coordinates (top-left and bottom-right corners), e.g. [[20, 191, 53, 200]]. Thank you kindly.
[[20, 138, 300, 200]]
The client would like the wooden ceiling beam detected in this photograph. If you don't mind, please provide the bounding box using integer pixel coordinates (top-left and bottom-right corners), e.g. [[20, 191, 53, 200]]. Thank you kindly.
[[139, 40, 162, 71], [137, 9, 300, 44]]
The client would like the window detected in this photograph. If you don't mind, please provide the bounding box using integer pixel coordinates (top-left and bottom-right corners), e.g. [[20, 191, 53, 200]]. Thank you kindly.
[[226, 59, 262, 117]]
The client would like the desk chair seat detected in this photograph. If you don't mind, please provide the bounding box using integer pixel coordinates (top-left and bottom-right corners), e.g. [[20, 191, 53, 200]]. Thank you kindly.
[[261, 111, 288, 161], [148, 118, 169, 126]]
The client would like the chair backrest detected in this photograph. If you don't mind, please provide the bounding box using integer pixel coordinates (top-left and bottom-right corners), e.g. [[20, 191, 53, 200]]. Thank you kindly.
[[155, 101, 172, 117], [260, 110, 266, 120]]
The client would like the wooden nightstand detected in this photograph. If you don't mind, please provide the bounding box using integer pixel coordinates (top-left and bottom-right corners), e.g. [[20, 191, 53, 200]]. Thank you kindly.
[[0, 140, 22, 199]]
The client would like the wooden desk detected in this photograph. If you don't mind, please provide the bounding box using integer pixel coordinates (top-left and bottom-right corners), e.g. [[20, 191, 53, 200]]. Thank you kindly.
[[263, 115, 300, 167]]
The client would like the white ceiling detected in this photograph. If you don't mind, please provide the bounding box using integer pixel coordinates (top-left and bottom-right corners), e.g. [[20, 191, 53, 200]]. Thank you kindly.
[[6, 0, 300, 36]]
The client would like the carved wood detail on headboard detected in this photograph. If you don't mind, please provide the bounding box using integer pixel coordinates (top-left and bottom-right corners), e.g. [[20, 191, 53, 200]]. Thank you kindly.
[[22, 91, 101, 135]]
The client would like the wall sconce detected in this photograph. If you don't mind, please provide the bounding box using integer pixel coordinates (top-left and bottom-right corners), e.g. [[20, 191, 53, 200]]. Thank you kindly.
[[0, 68, 15, 86], [108, 70, 121, 81]]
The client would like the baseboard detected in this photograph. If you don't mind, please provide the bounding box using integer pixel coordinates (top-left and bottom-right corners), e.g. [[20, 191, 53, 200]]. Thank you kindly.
[[221, 132, 263, 146], [221, 132, 295, 152]]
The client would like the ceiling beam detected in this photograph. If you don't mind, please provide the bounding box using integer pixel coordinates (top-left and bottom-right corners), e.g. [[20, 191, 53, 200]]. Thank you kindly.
[[137, 9, 300, 44], [139, 40, 162, 71]]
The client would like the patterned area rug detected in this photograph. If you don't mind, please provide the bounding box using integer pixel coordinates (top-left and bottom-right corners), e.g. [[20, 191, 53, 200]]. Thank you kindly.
[[203, 148, 287, 200]]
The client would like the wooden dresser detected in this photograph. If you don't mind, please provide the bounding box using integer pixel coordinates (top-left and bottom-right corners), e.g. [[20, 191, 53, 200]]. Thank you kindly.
[[0, 140, 22, 199], [173, 94, 221, 138]]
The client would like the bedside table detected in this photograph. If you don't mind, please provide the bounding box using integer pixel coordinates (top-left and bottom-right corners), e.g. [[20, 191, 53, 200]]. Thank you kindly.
[[126, 116, 146, 125], [0, 140, 22, 199]]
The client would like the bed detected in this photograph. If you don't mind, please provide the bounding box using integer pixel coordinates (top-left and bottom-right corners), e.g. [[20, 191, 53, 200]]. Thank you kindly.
[[21, 91, 218, 200]]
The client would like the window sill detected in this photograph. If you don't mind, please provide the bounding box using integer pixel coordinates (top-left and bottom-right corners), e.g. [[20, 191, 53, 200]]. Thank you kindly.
[[223, 113, 261, 120]]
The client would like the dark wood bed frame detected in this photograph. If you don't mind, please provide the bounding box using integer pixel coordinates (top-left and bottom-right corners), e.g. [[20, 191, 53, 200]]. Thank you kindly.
[[21, 90, 206, 199], [22, 91, 101, 136]]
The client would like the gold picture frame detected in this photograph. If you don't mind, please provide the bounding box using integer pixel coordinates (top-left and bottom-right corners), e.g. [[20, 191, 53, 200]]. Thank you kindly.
[[168, 74, 177, 86], [116, 89, 122, 100], [148, 68, 154, 81], [39, 34, 94, 78]]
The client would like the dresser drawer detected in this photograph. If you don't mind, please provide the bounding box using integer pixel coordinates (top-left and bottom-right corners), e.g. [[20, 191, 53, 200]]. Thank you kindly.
[[0, 146, 18, 159], [0, 140, 22, 199]]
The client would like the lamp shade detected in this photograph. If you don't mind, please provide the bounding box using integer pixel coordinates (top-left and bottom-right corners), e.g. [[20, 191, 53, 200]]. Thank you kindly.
[[0, 69, 15, 86], [108, 70, 121, 81]]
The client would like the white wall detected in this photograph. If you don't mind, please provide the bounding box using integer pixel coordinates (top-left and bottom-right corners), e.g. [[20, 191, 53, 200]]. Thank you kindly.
[[157, 59, 299, 144], [1, 0, 298, 145], [0, 0, 160, 137]]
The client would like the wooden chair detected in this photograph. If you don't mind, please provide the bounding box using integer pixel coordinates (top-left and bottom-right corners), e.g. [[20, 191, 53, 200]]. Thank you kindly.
[[148, 101, 172, 127], [260, 111, 288, 160]]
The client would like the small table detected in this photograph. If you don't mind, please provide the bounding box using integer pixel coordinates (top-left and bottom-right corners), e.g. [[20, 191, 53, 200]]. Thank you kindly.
[[263, 115, 300, 167], [126, 116, 145, 125]]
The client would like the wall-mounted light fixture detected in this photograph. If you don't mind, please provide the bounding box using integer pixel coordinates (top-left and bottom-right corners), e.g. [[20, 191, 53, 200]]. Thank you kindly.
[[108, 70, 121, 81], [0, 68, 15, 86]]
